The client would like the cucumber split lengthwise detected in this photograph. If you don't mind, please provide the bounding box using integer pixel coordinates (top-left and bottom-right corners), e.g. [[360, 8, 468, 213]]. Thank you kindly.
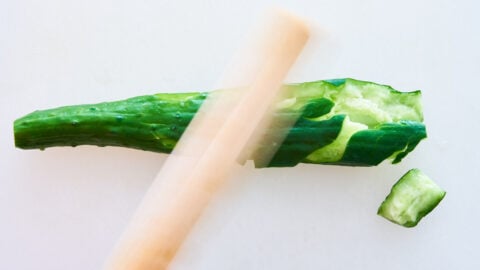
[[14, 78, 427, 167], [378, 169, 446, 227]]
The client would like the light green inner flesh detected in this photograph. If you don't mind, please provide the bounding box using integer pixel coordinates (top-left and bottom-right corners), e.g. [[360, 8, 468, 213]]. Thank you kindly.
[[381, 169, 445, 225]]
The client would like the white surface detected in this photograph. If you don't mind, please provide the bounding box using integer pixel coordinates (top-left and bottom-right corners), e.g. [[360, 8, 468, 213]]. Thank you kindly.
[[1, 0, 478, 269]]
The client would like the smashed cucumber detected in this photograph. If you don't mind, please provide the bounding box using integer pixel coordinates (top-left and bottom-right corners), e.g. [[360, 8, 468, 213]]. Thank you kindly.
[[14, 78, 426, 167], [378, 169, 446, 227]]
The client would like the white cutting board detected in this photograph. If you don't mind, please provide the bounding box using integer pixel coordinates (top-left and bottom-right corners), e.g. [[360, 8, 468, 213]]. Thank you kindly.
[[1, 0, 478, 269]]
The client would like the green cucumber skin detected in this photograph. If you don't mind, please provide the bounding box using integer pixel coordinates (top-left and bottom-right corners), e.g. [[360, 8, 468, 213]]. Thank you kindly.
[[14, 78, 426, 167], [15, 93, 203, 153], [329, 121, 427, 166], [377, 169, 446, 227]]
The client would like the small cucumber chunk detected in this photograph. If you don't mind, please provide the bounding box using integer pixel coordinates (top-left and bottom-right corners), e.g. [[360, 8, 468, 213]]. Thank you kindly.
[[377, 169, 446, 227]]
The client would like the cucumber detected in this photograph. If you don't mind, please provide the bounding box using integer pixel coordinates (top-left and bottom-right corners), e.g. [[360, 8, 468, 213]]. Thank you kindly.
[[14, 78, 426, 167], [377, 169, 446, 227]]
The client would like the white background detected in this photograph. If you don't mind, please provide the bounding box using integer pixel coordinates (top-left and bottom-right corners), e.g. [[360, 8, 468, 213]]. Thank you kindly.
[[1, 0, 479, 269]]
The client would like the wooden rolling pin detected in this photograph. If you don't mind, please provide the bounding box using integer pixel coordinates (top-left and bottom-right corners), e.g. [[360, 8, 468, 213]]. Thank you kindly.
[[103, 10, 309, 270]]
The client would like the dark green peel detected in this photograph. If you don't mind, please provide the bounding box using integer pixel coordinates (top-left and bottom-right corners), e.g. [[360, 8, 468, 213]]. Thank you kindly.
[[15, 93, 205, 153], [14, 78, 427, 167], [332, 121, 427, 166], [257, 115, 345, 167]]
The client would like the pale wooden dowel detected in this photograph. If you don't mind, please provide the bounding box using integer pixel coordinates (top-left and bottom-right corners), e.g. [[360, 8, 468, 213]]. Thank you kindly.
[[103, 10, 309, 270]]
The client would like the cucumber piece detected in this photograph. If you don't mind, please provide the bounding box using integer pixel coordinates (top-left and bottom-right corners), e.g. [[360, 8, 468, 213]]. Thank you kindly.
[[14, 78, 426, 167], [377, 169, 446, 227]]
